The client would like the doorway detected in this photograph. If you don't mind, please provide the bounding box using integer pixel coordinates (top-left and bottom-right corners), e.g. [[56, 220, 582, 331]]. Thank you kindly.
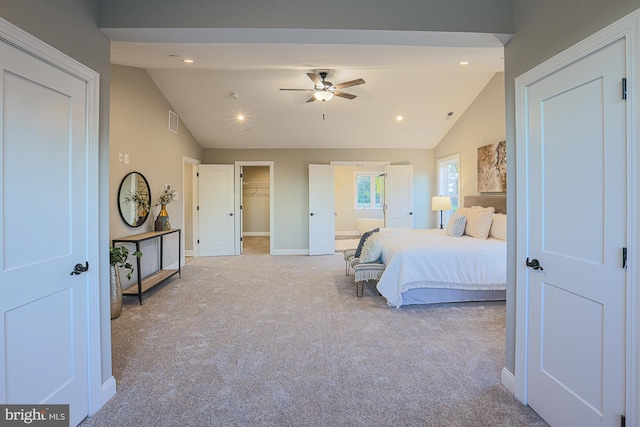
[[514, 16, 634, 426], [235, 161, 275, 255], [241, 165, 271, 255]]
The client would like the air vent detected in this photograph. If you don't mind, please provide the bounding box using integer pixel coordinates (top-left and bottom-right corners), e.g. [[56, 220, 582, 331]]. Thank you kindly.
[[168, 110, 179, 134]]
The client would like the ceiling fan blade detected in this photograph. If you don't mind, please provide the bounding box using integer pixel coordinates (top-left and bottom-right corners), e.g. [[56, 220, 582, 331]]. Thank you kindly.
[[333, 78, 365, 90], [280, 88, 314, 91], [334, 91, 357, 100], [306, 95, 317, 103], [307, 72, 321, 86]]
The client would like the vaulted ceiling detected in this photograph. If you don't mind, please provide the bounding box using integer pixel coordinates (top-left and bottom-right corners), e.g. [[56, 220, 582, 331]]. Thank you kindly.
[[106, 29, 508, 150]]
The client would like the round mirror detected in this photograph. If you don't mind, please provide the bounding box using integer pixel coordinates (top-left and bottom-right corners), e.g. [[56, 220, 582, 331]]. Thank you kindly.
[[118, 172, 151, 227]]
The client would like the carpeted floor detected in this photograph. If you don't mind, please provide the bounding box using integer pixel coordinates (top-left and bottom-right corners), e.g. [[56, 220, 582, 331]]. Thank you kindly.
[[81, 238, 548, 427]]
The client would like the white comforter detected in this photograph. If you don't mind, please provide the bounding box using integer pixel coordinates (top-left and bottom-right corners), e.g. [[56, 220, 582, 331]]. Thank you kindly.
[[376, 229, 506, 307]]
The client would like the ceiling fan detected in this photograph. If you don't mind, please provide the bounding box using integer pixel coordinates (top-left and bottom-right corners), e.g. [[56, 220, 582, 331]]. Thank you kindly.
[[280, 71, 365, 103]]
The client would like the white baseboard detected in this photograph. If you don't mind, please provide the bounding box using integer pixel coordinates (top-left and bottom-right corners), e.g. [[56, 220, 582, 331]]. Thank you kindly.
[[166, 261, 180, 270], [185, 249, 194, 257], [271, 249, 308, 255], [501, 367, 516, 396], [100, 376, 116, 407], [243, 232, 270, 236]]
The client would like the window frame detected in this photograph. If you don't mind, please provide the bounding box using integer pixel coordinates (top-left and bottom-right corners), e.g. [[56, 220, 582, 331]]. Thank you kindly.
[[353, 171, 384, 211], [436, 154, 461, 225]]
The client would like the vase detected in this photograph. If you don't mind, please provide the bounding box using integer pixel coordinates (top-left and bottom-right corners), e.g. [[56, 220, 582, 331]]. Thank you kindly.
[[110, 265, 123, 319], [155, 204, 169, 231]]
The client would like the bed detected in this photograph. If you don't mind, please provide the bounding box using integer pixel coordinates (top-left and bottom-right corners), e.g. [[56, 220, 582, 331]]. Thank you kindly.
[[375, 196, 507, 307]]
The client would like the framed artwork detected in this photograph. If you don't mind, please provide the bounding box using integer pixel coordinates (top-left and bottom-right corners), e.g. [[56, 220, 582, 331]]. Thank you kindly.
[[477, 140, 506, 192]]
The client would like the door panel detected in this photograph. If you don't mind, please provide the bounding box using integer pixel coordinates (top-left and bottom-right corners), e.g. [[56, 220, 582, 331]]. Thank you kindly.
[[198, 164, 235, 256], [525, 39, 626, 426], [384, 165, 413, 228], [0, 38, 90, 425], [309, 164, 335, 255]]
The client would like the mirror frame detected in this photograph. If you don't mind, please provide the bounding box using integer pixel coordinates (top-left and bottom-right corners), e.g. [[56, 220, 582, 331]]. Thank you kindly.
[[117, 171, 151, 228]]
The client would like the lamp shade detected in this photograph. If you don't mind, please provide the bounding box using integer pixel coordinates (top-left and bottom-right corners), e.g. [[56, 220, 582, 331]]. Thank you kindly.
[[314, 90, 334, 102], [431, 196, 452, 211]]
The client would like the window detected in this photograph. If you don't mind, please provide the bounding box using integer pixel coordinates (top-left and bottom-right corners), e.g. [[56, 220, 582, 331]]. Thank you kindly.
[[355, 172, 384, 210], [437, 154, 460, 224]]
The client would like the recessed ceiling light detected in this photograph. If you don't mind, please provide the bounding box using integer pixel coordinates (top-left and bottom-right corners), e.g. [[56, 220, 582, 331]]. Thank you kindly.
[[396, 116, 404, 121], [237, 115, 245, 121], [459, 61, 470, 66], [183, 59, 194, 64]]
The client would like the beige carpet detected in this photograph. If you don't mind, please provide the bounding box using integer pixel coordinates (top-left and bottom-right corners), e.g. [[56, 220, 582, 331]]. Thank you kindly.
[[81, 245, 547, 427]]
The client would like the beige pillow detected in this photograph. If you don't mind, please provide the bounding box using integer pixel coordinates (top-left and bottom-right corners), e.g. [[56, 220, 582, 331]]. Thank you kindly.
[[464, 206, 495, 239], [359, 231, 384, 262], [446, 213, 467, 237], [489, 213, 507, 240]]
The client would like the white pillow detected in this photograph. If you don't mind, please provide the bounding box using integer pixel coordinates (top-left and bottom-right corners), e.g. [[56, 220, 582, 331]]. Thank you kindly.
[[359, 231, 384, 262], [489, 213, 507, 240], [446, 213, 467, 237], [464, 206, 495, 239]]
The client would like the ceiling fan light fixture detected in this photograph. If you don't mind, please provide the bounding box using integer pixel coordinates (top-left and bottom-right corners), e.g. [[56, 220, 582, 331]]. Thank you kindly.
[[314, 91, 333, 102]]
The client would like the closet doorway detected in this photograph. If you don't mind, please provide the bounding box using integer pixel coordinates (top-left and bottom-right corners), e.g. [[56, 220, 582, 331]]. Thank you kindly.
[[235, 161, 274, 255]]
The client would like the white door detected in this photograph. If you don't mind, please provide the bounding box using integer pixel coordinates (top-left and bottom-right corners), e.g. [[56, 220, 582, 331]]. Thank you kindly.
[[384, 165, 413, 228], [524, 39, 626, 426], [308, 164, 335, 255], [0, 35, 96, 425], [198, 165, 235, 256]]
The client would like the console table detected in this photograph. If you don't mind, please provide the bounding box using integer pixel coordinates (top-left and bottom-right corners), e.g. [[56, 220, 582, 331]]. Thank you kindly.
[[112, 229, 181, 304]]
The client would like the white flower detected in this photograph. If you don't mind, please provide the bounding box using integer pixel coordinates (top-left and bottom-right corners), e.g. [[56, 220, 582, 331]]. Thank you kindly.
[[156, 188, 179, 206]]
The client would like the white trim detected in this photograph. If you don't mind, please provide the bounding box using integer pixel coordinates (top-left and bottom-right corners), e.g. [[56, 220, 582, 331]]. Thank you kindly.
[[514, 10, 639, 426], [100, 376, 117, 407], [235, 161, 275, 255], [0, 16, 106, 417], [182, 156, 200, 261], [330, 160, 390, 167], [500, 367, 516, 396]]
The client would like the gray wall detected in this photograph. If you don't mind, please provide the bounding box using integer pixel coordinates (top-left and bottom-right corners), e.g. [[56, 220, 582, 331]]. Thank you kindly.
[[435, 72, 506, 200], [0, 0, 114, 386], [202, 149, 435, 251], [99, 0, 514, 34], [503, 0, 640, 374], [110, 64, 203, 277]]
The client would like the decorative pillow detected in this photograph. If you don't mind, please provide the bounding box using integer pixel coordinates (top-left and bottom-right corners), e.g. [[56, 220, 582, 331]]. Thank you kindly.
[[464, 206, 495, 239], [354, 228, 379, 258], [446, 213, 467, 237], [359, 231, 384, 263], [489, 214, 507, 240]]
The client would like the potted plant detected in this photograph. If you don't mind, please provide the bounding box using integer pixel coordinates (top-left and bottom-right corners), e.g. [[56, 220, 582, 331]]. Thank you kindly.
[[110, 245, 142, 319]]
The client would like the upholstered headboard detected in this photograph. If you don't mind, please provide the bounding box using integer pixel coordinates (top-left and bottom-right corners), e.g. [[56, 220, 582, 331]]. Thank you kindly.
[[463, 195, 507, 214]]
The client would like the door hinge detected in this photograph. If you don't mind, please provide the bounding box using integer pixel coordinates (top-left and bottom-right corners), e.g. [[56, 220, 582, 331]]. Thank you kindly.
[[622, 78, 627, 100], [240, 237, 243, 242], [623, 247, 628, 269], [197, 239, 200, 244], [196, 172, 199, 177], [240, 173, 243, 178], [196, 206, 199, 211], [240, 205, 243, 210], [621, 414, 625, 427]]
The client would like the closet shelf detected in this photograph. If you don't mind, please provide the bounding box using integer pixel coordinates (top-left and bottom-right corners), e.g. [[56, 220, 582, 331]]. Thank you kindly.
[[243, 182, 269, 187]]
